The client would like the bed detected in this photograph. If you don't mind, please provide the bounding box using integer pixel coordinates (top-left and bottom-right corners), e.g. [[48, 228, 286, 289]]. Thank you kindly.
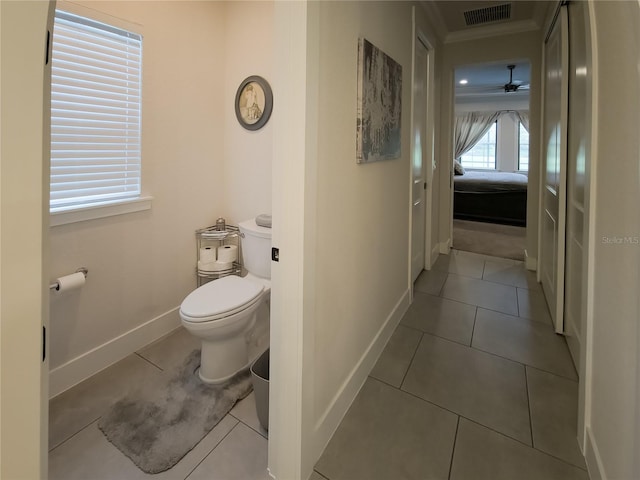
[[453, 170, 528, 226]]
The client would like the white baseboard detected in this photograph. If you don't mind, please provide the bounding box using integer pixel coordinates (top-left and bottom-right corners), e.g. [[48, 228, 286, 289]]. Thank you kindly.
[[49, 307, 181, 398], [524, 249, 537, 271], [439, 239, 451, 255], [585, 426, 605, 480], [311, 288, 411, 462]]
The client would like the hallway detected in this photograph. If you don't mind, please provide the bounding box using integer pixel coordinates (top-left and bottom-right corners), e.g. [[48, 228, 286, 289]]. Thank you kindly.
[[314, 250, 588, 480]]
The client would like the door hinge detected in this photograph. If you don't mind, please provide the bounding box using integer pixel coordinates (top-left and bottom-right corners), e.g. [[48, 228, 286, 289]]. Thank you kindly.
[[42, 326, 46, 362], [45, 30, 51, 65], [271, 247, 280, 262], [424, 181, 427, 190]]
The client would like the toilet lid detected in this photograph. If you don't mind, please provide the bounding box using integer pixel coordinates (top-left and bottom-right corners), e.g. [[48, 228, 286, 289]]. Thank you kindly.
[[180, 275, 264, 320]]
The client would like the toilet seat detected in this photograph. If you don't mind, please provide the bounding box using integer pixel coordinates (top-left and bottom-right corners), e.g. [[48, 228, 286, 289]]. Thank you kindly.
[[180, 275, 264, 322]]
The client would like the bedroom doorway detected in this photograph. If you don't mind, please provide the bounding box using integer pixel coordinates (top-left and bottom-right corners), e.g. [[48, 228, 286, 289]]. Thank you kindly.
[[451, 61, 531, 261], [411, 37, 427, 281]]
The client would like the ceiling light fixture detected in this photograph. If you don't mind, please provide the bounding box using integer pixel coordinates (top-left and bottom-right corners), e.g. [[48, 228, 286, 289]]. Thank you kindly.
[[459, 79, 468, 85]]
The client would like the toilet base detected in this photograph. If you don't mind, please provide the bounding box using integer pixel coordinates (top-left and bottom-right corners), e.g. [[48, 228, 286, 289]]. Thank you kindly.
[[196, 364, 251, 385], [198, 332, 251, 384]]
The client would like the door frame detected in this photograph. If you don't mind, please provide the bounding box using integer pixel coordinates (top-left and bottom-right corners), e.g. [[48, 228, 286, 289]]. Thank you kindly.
[[410, 11, 436, 277], [420, 32, 436, 270]]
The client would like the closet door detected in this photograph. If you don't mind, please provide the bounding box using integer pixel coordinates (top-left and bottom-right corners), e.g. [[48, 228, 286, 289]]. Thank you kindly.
[[540, 5, 569, 333], [564, 0, 590, 366]]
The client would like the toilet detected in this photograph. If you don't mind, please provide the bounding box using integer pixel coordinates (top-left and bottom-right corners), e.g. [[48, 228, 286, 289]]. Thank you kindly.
[[180, 218, 271, 384]]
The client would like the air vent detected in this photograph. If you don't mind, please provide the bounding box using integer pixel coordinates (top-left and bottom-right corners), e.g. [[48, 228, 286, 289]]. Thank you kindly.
[[463, 3, 511, 26]]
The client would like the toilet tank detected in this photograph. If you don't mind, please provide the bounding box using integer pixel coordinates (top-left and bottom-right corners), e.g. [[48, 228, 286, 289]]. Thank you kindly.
[[238, 219, 272, 279]]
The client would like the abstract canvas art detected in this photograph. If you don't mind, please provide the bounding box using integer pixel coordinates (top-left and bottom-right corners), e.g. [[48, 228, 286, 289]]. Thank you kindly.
[[356, 38, 403, 164]]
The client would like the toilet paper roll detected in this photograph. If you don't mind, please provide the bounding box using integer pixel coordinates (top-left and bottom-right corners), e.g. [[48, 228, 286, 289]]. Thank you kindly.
[[200, 246, 217, 263], [55, 272, 86, 293], [217, 244, 238, 263], [211, 260, 233, 272], [198, 260, 218, 272]]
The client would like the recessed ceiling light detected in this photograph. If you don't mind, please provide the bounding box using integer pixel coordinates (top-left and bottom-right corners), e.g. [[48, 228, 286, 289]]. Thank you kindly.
[[459, 79, 468, 85]]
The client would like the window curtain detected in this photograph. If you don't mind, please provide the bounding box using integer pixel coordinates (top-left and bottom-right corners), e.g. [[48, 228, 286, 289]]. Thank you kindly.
[[454, 111, 502, 159], [514, 110, 530, 132]]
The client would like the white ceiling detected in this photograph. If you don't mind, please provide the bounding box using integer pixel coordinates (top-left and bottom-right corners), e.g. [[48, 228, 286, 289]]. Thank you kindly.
[[455, 60, 530, 89]]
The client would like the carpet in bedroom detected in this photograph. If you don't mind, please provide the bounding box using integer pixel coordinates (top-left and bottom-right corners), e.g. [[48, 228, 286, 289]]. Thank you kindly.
[[452, 219, 526, 261]]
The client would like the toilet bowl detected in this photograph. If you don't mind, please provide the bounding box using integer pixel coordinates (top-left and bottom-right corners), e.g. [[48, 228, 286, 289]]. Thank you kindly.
[[180, 218, 271, 384]]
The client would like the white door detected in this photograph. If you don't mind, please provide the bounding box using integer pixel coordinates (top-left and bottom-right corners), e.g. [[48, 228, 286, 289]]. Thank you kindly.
[[411, 37, 428, 282], [540, 5, 569, 333], [0, 1, 52, 478], [564, 1, 590, 367]]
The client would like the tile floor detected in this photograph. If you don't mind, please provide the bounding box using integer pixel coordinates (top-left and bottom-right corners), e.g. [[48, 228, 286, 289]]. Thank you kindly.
[[49, 249, 589, 480], [49, 328, 270, 480], [314, 250, 588, 480]]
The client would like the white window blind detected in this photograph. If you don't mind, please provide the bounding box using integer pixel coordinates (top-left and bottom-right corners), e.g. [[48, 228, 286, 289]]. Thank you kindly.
[[51, 10, 142, 212]]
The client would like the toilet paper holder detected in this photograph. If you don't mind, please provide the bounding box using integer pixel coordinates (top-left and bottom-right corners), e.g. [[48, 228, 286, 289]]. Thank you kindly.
[[49, 267, 88, 291]]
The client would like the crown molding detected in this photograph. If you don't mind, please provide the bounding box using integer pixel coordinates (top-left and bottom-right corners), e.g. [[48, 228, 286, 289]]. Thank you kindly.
[[444, 18, 540, 44]]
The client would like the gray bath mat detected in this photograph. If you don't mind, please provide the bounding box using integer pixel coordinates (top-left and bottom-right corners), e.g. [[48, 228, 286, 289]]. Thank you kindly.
[[98, 350, 252, 474]]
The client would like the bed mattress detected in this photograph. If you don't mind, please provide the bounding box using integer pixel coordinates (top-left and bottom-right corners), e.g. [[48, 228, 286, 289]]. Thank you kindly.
[[454, 171, 528, 193]]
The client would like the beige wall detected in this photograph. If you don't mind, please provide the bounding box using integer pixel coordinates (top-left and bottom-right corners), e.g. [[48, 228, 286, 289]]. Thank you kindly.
[[587, 2, 640, 479], [49, 1, 273, 396], [439, 29, 542, 264], [313, 0, 413, 417], [303, 1, 442, 471], [223, 3, 273, 225]]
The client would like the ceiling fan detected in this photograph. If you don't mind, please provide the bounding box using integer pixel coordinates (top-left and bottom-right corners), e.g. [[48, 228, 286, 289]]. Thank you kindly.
[[503, 64, 529, 93]]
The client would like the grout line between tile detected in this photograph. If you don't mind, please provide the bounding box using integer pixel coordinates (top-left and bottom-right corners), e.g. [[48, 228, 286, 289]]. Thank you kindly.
[[184, 418, 240, 479], [461, 417, 588, 472], [525, 364, 579, 384], [313, 468, 331, 480], [525, 365, 535, 448], [440, 269, 485, 282], [469, 343, 579, 382], [420, 330, 524, 369], [398, 332, 424, 390], [469, 307, 478, 347], [134, 352, 164, 372], [398, 386, 536, 451], [228, 412, 268, 439], [436, 272, 448, 296], [457, 416, 536, 451], [447, 416, 461, 480], [49, 416, 101, 453]]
